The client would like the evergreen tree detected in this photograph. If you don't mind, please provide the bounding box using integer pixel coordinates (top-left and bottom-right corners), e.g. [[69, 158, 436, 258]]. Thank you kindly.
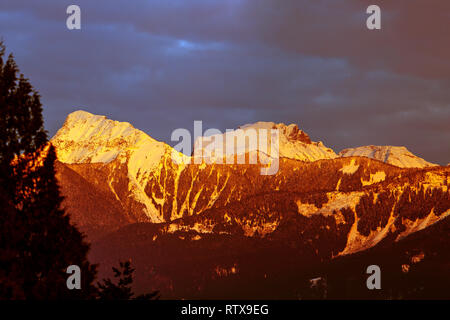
[[0, 41, 97, 299], [97, 260, 159, 300]]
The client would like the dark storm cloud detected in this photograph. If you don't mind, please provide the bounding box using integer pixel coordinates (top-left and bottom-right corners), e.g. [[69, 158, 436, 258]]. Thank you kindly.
[[0, 0, 449, 164]]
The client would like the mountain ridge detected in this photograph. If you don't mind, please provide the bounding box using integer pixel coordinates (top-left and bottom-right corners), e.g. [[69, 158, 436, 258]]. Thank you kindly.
[[52, 110, 440, 168], [339, 145, 437, 169], [50, 110, 450, 298]]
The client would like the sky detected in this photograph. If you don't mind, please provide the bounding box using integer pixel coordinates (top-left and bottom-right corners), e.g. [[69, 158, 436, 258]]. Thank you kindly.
[[0, 0, 449, 164]]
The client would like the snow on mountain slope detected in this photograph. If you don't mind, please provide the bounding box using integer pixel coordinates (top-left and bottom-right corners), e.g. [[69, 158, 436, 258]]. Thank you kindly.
[[52, 110, 167, 165], [52, 110, 187, 222], [338, 145, 437, 168], [194, 121, 337, 162]]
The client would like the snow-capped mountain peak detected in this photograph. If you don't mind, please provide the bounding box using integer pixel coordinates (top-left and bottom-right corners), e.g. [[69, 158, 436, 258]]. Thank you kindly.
[[338, 145, 437, 168], [240, 122, 312, 144], [194, 121, 337, 162], [52, 110, 177, 223], [51, 110, 167, 165]]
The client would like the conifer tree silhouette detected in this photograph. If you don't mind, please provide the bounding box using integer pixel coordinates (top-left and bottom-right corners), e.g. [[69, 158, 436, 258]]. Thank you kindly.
[[0, 41, 97, 299], [97, 260, 159, 300]]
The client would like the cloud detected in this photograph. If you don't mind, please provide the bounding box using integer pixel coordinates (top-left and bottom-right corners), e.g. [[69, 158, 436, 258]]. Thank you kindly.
[[0, 0, 449, 164]]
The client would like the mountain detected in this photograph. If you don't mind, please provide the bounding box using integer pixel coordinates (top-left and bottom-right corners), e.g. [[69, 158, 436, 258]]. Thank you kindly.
[[55, 161, 131, 239], [91, 200, 450, 299], [51, 111, 450, 299], [193, 121, 337, 162], [339, 145, 437, 168], [52, 110, 188, 223], [51, 112, 338, 227]]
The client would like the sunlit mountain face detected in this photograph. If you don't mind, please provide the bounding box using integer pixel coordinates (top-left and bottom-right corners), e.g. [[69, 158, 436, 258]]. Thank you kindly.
[[52, 111, 450, 299], [2, 0, 450, 303]]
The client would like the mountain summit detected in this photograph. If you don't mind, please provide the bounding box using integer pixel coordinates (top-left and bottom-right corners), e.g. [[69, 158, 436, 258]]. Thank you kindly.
[[53, 111, 436, 169], [194, 121, 337, 163], [52, 110, 179, 223], [339, 145, 437, 168], [51, 110, 168, 165]]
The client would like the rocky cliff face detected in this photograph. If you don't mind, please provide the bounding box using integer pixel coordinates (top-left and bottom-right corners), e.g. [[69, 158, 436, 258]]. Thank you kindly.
[[193, 121, 337, 162]]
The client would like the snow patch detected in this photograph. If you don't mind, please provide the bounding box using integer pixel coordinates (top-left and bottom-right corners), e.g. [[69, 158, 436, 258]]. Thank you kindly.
[[339, 159, 359, 175], [396, 207, 450, 241], [362, 171, 386, 186], [296, 192, 363, 218]]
